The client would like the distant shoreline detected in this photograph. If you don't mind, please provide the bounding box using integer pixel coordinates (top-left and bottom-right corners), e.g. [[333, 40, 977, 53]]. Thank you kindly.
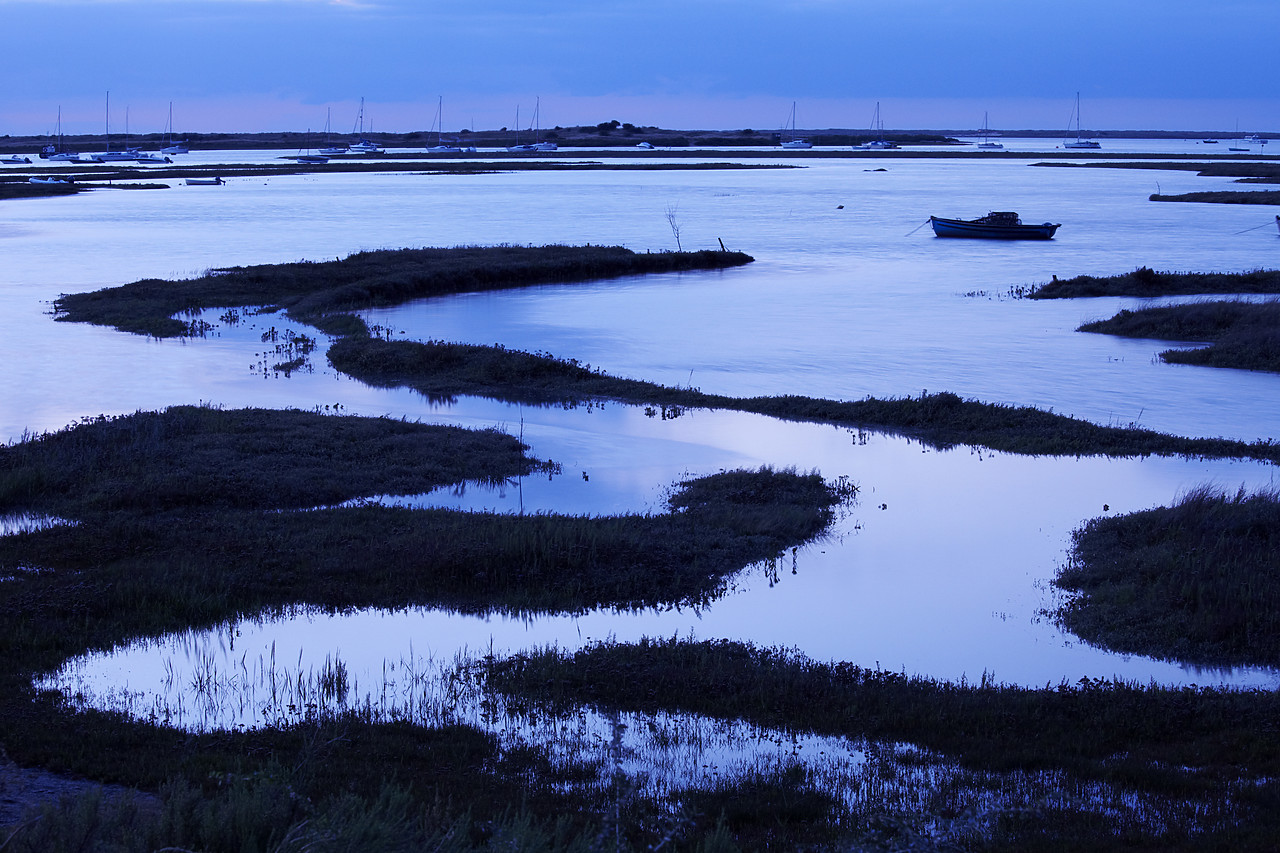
[[2, 126, 1273, 155]]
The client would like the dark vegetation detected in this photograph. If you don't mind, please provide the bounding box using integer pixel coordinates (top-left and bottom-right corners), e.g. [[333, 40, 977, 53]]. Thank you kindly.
[[480, 638, 1280, 849], [487, 634, 1280, 796], [18, 246, 1280, 848], [1150, 190, 1280, 205], [1021, 266, 1280, 300], [0, 182, 82, 200], [330, 336, 1280, 464], [53, 244, 754, 337], [1080, 299, 1280, 373], [0, 406, 850, 850], [50, 243, 1280, 463], [1020, 268, 1280, 373], [0, 406, 843, 635], [1054, 485, 1280, 667]]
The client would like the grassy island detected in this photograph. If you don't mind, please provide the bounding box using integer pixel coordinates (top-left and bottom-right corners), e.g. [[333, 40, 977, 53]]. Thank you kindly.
[[1054, 486, 1280, 667], [1149, 190, 1280, 205], [1018, 268, 1280, 372], [1080, 300, 1280, 373], [1020, 266, 1280, 299], [53, 244, 754, 338], [330, 336, 1280, 465]]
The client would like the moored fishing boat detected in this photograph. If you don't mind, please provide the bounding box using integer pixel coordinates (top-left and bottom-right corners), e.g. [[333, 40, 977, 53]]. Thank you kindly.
[[930, 211, 1060, 240]]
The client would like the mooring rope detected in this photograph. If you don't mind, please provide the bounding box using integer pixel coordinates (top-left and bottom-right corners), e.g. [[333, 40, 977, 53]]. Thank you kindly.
[[1232, 218, 1279, 236]]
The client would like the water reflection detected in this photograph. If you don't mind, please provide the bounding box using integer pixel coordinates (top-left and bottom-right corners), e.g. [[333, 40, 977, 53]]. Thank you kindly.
[[0, 512, 76, 537]]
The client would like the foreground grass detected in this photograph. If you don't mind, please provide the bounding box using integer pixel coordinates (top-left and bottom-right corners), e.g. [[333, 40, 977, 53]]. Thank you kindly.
[[52, 244, 754, 338], [484, 637, 1280, 849], [1079, 299, 1280, 373], [1055, 485, 1280, 667]]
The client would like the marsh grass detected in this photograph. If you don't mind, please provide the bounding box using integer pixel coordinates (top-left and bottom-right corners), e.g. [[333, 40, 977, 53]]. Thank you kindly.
[[1055, 484, 1280, 666], [0, 404, 854, 849], [1150, 190, 1280, 205], [0, 407, 846, 667], [484, 637, 1280, 847], [1019, 266, 1280, 299], [0, 182, 82, 200], [330, 337, 1280, 464], [53, 244, 754, 338], [1078, 299, 1280, 373], [0, 405, 544, 516], [25, 246, 1280, 848]]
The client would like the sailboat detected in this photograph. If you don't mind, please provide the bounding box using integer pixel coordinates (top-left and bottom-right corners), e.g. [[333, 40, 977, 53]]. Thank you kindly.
[[129, 108, 173, 162], [1063, 92, 1101, 149], [427, 96, 465, 154], [161, 103, 189, 155], [779, 102, 813, 149], [508, 99, 555, 153], [1227, 121, 1251, 152], [318, 108, 349, 156], [40, 107, 79, 161], [91, 93, 137, 162], [348, 98, 383, 154], [855, 102, 898, 150], [290, 125, 330, 164], [976, 112, 1003, 150]]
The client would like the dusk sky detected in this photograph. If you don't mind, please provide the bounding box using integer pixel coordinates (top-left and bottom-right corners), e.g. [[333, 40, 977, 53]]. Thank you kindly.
[[3, 0, 1277, 136]]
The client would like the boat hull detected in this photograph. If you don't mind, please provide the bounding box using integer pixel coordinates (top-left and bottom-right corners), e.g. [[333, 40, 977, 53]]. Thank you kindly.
[[930, 216, 1060, 240]]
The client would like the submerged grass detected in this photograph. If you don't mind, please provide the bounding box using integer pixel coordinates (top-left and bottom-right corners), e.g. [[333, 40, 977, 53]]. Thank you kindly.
[[1054, 485, 1280, 667], [52, 244, 754, 338], [1078, 299, 1280, 373]]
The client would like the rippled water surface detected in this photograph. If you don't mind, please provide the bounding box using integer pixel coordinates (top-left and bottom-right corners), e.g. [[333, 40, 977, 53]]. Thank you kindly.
[[4, 143, 1280, 725]]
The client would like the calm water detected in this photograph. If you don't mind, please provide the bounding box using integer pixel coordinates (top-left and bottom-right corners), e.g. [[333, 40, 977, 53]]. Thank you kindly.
[[4, 144, 1280, 730]]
